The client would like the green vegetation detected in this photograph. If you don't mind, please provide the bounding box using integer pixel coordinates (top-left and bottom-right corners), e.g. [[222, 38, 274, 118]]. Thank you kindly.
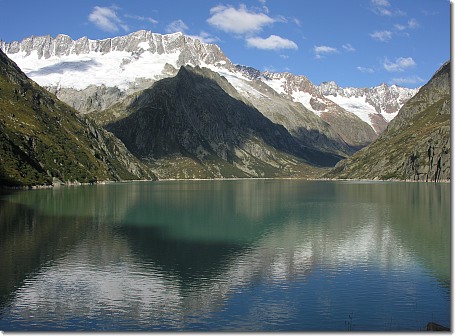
[[324, 62, 450, 181], [0, 50, 154, 187]]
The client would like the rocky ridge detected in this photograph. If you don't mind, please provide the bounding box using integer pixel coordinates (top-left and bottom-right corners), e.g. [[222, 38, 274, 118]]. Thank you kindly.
[[101, 65, 342, 179], [0, 49, 155, 187], [325, 61, 450, 181]]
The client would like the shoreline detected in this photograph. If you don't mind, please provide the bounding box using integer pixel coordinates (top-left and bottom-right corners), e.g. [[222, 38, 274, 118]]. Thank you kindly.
[[1, 176, 450, 191]]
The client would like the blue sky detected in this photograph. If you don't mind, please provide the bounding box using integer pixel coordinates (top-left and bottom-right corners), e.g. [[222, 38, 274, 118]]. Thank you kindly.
[[0, 0, 450, 88]]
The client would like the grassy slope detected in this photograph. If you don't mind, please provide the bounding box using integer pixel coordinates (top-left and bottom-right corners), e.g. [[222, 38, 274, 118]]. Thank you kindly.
[[324, 62, 450, 181]]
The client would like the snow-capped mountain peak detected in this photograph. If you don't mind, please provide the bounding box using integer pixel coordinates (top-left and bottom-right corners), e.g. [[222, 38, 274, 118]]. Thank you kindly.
[[0, 30, 233, 91], [1, 30, 418, 135]]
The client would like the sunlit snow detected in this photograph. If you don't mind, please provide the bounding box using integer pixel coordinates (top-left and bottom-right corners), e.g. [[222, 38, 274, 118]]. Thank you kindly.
[[7, 49, 180, 91]]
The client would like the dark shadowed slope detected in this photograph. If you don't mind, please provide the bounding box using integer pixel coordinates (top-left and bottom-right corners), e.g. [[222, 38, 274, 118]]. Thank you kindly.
[[103, 66, 343, 179]]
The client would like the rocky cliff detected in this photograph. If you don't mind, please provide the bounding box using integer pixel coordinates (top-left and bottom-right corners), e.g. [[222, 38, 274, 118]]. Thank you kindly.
[[0, 49, 155, 187], [325, 61, 450, 182]]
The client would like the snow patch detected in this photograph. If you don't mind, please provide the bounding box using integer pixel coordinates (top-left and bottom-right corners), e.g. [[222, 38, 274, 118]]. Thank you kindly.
[[7, 49, 180, 91], [325, 94, 376, 126], [291, 91, 325, 116]]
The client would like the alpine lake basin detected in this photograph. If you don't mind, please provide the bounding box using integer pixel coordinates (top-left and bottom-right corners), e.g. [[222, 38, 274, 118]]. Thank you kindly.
[[0, 179, 450, 331]]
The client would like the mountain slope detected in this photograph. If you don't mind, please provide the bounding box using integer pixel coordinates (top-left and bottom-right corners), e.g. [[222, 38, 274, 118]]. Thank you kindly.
[[324, 61, 450, 181], [0, 49, 155, 187], [101, 66, 342, 179]]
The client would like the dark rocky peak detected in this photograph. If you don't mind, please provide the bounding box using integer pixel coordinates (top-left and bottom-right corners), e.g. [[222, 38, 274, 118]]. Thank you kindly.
[[235, 64, 262, 80]]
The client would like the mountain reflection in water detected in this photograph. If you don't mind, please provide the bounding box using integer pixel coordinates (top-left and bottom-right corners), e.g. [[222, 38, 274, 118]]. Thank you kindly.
[[0, 180, 450, 331]]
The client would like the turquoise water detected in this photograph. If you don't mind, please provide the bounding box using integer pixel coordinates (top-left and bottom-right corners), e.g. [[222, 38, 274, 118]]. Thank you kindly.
[[0, 180, 450, 331]]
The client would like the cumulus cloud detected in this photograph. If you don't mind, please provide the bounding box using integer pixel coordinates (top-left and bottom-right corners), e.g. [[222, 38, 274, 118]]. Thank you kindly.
[[370, 30, 393, 42], [207, 4, 275, 34], [165, 19, 188, 34], [314, 45, 338, 59], [383, 57, 416, 72], [88, 6, 129, 33], [357, 66, 375, 73], [246, 35, 298, 50]]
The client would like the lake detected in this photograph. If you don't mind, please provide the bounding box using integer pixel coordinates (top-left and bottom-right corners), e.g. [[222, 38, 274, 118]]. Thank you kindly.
[[0, 179, 450, 331]]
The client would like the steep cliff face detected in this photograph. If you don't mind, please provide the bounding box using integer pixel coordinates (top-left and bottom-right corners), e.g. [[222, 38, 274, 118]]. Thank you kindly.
[[0, 49, 155, 186], [325, 61, 450, 182], [101, 66, 342, 179]]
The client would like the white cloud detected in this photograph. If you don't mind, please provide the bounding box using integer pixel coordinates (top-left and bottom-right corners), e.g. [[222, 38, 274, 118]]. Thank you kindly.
[[383, 57, 416, 72], [293, 18, 302, 27], [390, 76, 425, 85], [88, 6, 129, 33], [342, 43, 355, 52], [207, 4, 275, 34], [370, 0, 406, 16], [165, 19, 188, 34], [314, 45, 338, 59], [370, 30, 393, 42], [357, 66, 375, 73], [246, 35, 298, 50], [188, 31, 220, 44], [407, 18, 420, 29], [124, 14, 158, 25], [371, 0, 390, 7], [394, 18, 419, 31]]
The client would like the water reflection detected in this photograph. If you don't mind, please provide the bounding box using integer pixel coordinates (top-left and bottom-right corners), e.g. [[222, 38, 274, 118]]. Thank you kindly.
[[0, 180, 450, 331]]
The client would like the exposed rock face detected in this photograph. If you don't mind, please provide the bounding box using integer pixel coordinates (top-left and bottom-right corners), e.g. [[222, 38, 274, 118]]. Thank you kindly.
[[46, 85, 127, 114], [1, 30, 232, 68], [0, 49, 155, 186], [102, 66, 343, 179], [325, 61, 450, 182], [318, 81, 417, 116], [251, 70, 378, 148], [258, 70, 417, 135]]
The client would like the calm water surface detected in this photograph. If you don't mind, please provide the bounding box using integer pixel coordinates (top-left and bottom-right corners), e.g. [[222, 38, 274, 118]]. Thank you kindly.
[[0, 180, 450, 331]]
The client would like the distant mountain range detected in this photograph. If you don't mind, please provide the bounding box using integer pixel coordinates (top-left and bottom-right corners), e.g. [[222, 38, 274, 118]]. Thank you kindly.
[[1, 31, 417, 135], [0, 30, 448, 183]]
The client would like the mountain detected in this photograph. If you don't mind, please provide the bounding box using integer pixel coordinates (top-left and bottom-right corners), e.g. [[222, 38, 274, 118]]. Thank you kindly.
[[240, 67, 418, 134], [100, 65, 342, 179], [0, 49, 155, 187], [1, 31, 417, 152], [324, 61, 450, 181]]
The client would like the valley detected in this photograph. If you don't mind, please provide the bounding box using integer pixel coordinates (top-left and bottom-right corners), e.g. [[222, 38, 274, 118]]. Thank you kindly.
[[0, 30, 449, 184]]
